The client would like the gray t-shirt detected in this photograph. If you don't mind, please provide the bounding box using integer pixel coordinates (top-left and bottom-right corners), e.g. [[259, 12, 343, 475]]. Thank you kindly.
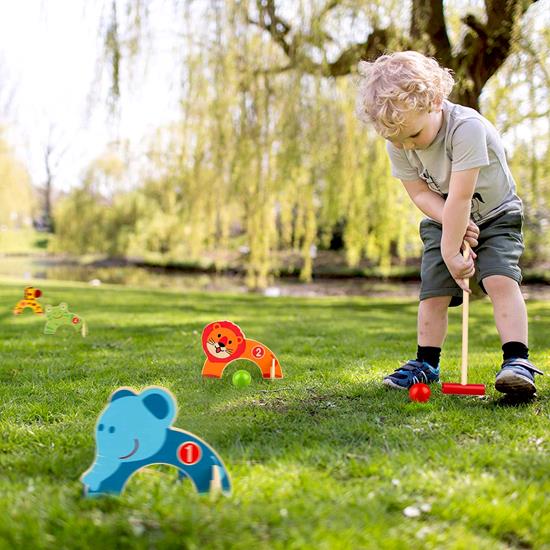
[[386, 100, 522, 223]]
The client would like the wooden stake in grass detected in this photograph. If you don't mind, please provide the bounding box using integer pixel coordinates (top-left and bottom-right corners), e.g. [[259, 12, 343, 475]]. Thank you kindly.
[[210, 465, 222, 498]]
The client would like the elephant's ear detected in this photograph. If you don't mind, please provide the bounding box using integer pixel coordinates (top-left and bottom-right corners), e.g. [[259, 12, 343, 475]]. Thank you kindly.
[[109, 387, 137, 402], [141, 387, 176, 426]]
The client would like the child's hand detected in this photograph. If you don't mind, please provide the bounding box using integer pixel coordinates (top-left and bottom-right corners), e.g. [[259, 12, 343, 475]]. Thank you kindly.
[[444, 247, 477, 293], [463, 220, 479, 248]]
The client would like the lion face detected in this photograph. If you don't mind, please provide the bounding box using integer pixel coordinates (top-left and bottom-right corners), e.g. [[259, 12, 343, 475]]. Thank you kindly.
[[202, 321, 246, 362]]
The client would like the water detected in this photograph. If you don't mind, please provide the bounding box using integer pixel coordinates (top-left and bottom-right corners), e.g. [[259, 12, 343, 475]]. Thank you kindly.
[[0, 255, 422, 297], [4, 254, 549, 299]]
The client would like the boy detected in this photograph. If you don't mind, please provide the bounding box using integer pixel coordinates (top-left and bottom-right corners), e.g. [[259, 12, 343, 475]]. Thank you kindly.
[[356, 51, 543, 396]]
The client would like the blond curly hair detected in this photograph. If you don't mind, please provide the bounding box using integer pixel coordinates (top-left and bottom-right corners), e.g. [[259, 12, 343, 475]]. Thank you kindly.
[[356, 51, 454, 138]]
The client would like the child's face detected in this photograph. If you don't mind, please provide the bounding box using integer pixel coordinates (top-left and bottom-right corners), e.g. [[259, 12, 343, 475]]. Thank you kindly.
[[386, 104, 443, 151]]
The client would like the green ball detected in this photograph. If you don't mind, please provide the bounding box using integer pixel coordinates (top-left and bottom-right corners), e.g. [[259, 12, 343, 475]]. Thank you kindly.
[[232, 370, 252, 388]]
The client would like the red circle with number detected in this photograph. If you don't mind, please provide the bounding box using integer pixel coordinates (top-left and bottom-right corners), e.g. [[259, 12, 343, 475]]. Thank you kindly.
[[252, 346, 265, 359], [177, 442, 202, 465]]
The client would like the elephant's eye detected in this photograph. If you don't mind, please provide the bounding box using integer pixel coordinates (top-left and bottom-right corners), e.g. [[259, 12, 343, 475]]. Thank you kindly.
[[229, 340, 232, 344], [108, 426, 116, 434], [98, 424, 104, 431], [218, 334, 221, 337]]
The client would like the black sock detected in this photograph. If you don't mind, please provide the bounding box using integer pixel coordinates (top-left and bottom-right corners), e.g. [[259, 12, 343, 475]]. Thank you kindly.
[[502, 341, 529, 361], [416, 346, 441, 368]]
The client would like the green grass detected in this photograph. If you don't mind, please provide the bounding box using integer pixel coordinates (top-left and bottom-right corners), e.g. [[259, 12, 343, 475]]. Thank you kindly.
[[0, 279, 548, 549]]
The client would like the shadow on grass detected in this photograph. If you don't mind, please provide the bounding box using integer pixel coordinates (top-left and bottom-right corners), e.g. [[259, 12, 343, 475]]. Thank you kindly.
[[491, 393, 539, 407], [3, 375, 547, 491]]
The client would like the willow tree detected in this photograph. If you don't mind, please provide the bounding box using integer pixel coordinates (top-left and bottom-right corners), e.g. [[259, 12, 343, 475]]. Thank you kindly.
[[231, 35, 279, 289], [84, 0, 547, 287], [0, 133, 34, 229], [482, 7, 550, 263], [53, 149, 128, 255], [246, 0, 540, 111]]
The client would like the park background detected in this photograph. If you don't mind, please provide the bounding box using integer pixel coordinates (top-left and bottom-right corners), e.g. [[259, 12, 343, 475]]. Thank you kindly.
[[0, 1, 549, 549], [1, 0, 549, 292]]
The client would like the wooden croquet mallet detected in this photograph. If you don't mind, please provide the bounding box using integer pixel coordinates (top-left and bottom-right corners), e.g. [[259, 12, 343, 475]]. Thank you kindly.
[[442, 241, 486, 396]]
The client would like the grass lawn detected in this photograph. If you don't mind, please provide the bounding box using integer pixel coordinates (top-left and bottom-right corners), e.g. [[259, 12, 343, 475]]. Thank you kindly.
[[0, 279, 548, 549]]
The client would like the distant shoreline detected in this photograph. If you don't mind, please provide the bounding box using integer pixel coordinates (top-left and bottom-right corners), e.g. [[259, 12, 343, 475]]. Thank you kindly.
[[1, 252, 549, 299], [2, 251, 549, 284]]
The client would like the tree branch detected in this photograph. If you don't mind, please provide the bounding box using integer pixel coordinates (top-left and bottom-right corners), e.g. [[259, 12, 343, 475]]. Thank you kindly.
[[253, 0, 293, 56], [482, 0, 539, 79], [328, 28, 394, 76], [462, 14, 487, 40], [453, 0, 539, 108], [250, 1, 395, 77], [247, 0, 540, 110], [410, 0, 452, 66]]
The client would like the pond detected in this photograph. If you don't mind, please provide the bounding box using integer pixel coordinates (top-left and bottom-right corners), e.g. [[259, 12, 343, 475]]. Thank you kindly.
[[0, 254, 422, 298], [3, 254, 549, 299]]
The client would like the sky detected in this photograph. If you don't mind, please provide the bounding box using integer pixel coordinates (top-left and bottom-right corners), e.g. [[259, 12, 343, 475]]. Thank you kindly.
[[0, 1, 182, 192]]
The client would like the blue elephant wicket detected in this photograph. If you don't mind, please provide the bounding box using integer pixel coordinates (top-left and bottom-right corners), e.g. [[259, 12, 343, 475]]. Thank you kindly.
[[81, 386, 231, 497]]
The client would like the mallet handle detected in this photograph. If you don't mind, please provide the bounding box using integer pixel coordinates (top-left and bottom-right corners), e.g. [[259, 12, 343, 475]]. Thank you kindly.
[[461, 242, 470, 385]]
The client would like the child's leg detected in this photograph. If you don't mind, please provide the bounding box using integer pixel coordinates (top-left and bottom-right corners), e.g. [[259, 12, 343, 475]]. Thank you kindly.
[[383, 296, 452, 390], [418, 296, 452, 347], [483, 275, 527, 344], [383, 218, 462, 390], [483, 274, 543, 395]]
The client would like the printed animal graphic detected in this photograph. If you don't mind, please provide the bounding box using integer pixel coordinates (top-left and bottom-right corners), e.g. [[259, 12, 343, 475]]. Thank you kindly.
[[441, 191, 485, 219], [13, 287, 44, 315], [81, 386, 231, 496], [419, 169, 443, 195], [44, 303, 87, 336], [425, 178, 485, 220], [201, 321, 283, 379], [470, 192, 485, 218]]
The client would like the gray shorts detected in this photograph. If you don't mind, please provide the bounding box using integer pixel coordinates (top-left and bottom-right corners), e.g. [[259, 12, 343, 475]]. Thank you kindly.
[[419, 210, 524, 307]]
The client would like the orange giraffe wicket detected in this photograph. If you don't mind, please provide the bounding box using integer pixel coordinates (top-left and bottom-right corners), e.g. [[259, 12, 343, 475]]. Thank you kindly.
[[13, 287, 44, 315]]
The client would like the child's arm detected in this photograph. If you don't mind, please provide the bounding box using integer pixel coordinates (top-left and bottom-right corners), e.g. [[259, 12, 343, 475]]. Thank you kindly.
[[402, 178, 446, 221], [402, 179, 479, 247], [441, 168, 480, 291]]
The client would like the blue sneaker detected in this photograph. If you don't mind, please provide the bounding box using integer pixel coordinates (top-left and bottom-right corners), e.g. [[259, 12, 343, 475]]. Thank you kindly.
[[495, 358, 543, 396], [383, 360, 440, 390]]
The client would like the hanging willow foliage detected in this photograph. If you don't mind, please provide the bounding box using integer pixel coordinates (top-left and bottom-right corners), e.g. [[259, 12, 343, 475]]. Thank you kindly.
[[52, 0, 549, 288], [0, 133, 34, 228]]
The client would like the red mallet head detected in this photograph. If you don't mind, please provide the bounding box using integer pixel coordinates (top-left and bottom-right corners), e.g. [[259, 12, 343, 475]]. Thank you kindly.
[[442, 383, 485, 396], [409, 383, 431, 402]]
